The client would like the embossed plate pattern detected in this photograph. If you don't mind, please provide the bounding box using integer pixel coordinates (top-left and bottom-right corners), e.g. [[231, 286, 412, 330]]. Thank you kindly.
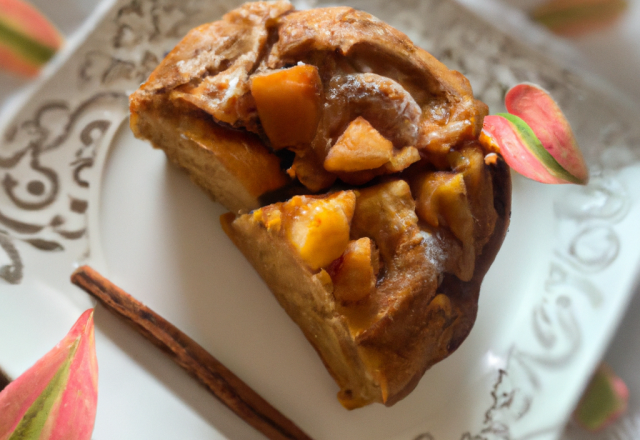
[[1, 0, 640, 439]]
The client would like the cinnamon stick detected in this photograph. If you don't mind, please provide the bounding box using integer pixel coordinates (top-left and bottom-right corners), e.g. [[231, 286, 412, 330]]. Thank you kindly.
[[71, 265, 314, 440]]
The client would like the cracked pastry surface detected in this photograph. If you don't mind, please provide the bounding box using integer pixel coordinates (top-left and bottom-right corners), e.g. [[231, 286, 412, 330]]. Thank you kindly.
[[130, 1, 511, 409]]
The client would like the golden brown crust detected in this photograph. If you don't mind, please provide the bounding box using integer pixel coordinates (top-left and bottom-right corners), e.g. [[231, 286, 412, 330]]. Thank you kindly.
[[141, 1, 293, 95], [269, 7, 488, 155], [130, 2, 491, 210], [130, 1, 294, 212]]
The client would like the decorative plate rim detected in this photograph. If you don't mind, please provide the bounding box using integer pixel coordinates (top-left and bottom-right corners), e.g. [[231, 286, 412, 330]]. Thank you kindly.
[[1, 1, 640, 439]]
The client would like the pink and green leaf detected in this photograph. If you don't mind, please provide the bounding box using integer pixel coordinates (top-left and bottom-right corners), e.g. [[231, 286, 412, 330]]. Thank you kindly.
[[0, 0, 63, 77], [483, 114, 577, 184], [573, 363, 629, 431], [505, 83, 589, 184], [0, 309, 98, 440], [482, 82, 589, 185]]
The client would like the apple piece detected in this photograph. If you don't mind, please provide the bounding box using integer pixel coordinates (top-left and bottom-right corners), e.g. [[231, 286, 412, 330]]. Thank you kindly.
[[0, 0, 63, 77], [334, 145, 420, 186], [413, 169, 479, 281], [289, 150, 337, 192], [251, 64, 322, 148], [286, 191, 356, 270], [334, 169, 381, 186], [384, 146, 420, 173], [331, 237, 377, 303], [414, 172, 473, 244], [324, 117, 394, 173], [0, 309, 98, 440], [454, 144, 498, 251], [350, 180, 421, 263]]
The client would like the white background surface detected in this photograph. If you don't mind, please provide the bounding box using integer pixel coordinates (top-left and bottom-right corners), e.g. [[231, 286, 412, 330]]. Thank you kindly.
[[1, 0, 639, 437]]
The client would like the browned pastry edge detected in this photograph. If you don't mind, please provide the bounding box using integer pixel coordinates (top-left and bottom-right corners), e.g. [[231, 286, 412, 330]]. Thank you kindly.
[[221, 211, 382, 408], [129, 104, 291, 213], [384, 156, 511, 406], [221, 157, 511, 408]]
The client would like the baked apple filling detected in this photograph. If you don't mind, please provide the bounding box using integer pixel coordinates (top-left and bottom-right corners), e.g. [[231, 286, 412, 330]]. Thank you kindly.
[[223, 139, 499, 408], [130, 1, 511, 409]]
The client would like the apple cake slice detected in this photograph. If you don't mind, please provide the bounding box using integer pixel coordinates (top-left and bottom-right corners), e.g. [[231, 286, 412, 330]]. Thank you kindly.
[[129, 1, 511, 408]]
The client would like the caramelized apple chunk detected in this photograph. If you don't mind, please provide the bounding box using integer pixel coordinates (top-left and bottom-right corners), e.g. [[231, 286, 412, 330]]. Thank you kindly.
[[320, 73, 422, 150], [331, 237, 377, 304], [413, 171, 475, 281], [251, 64, 323, 148], [351, 180, 424, 263], [323, 119, 421, 186], [409, 142, 498, 281], [450, 143, 498, 252], [384, 146, 421, 173], [288, 150, 337, 192], [324, 117, 394, 173], [413, 172, 474, 247], [276, 191, 356, 270]]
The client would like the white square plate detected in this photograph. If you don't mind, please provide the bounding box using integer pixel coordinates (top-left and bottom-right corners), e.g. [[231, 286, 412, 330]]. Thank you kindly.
[[1, 1, 640, 439]]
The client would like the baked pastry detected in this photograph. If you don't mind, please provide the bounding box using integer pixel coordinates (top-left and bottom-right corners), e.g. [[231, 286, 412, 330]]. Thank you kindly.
[[130, 1, 511, 409]]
